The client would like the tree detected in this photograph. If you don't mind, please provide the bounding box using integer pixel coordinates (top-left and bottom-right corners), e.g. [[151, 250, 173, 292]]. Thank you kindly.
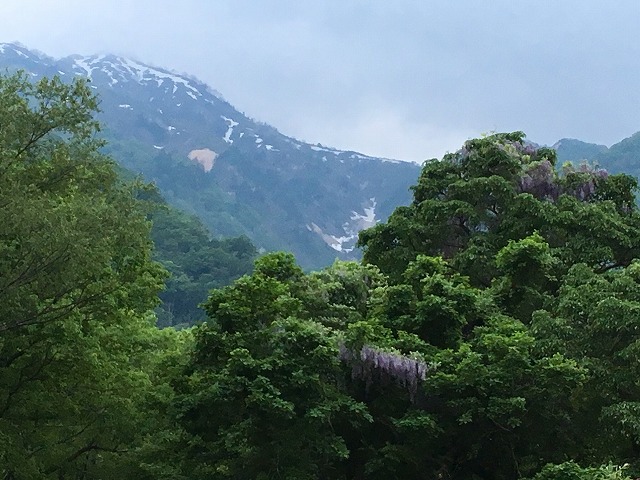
[[530, 261, 640, 467], [352, 133, 640, 478], [359, 132, 640, 290], [0, 72, 170, 478], [173, 253, 371, 479]]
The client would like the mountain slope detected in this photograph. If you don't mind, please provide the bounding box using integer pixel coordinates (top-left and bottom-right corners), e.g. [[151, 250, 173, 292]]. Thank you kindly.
[[0, 42, 420, 269], [553, 138, 609, 163], [553, 133, 640, 179], [591, 132, 640, 175]]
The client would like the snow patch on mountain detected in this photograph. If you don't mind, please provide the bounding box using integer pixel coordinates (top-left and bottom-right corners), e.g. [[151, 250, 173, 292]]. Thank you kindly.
[[73, 56, 101, 77], [307, 223, 355, 253], [0, 43, 31, 59], [307, 198, 378, 253], [350, 198, 377, 230], [101, 66, 120, 86], [68, 54, 223, 104], [221, 116, 238, 144], [311, 145, 341, 156]]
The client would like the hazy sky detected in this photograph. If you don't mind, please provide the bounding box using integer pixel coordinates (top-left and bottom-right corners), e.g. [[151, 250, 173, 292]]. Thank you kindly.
[[2, 1, 640, 162]]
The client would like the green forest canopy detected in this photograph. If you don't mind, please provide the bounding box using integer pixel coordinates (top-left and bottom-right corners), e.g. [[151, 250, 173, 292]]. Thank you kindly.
[[3, 72, 640, 479], [148, 201, 256, 328]]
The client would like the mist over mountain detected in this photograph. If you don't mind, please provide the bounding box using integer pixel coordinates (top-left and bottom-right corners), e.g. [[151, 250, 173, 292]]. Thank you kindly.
[[0, 42, 420, 269]]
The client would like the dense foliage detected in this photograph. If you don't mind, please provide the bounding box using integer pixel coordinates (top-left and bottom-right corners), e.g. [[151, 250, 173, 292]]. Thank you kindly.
[[149, 134, 640, 479], [4, 71, 640, 480], [148, 201, 256, 327], [0, 72, 189, 478]]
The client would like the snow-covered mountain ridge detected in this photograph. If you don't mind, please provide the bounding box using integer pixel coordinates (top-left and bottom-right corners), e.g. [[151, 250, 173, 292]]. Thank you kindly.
[[0, 42, 421, 269]]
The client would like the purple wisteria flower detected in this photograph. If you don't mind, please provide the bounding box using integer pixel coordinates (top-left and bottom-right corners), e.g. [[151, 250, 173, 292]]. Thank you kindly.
[[339, 343, 429, 402]]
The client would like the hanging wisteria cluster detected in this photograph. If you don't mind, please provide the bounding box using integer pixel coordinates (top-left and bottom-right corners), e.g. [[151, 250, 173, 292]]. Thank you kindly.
[[563, 163, 609, 201], [517, 159, 561, 200], [517, 159, 610, 202], [339, 343, 429, 402]]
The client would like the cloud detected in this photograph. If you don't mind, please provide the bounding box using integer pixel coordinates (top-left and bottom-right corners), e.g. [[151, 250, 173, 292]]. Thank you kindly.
[[292, 100, 476, 163], [2, 1, 640, 159]]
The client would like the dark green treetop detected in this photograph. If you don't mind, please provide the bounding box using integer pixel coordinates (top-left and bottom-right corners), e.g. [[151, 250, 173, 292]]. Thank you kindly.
[[359, 132, 640, 292]]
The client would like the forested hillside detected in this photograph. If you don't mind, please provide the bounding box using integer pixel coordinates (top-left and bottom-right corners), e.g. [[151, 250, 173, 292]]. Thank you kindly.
[[147, 197, 256, 327], [112, 156, 257, 328], [4, 73, 640, 480]]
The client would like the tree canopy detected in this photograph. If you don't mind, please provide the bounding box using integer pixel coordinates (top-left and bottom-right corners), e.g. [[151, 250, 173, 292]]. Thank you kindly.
[[359, 132, 640, 287], [0, 72, 186, 478], [165, 133, 640, 479], [4, 69, 640, 480]]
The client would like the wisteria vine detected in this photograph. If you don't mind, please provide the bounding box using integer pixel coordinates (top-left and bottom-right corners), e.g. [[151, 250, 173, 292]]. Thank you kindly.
[[339, 343, 429, 402]]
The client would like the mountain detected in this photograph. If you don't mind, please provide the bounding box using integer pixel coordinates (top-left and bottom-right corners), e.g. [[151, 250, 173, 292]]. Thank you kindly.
[[589, 132, 640, 175], [553, 133, 640, 178], [553, 138, 609, 163], [0, 42, 421, 270]]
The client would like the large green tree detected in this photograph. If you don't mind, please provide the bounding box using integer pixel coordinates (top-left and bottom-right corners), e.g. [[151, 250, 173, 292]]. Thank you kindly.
[[359, 132, 640, 291], [352, 133, 640, 479], [173, 253, 372, 479], [156, 132, 640, 479], [0, 72, 175, 478]]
